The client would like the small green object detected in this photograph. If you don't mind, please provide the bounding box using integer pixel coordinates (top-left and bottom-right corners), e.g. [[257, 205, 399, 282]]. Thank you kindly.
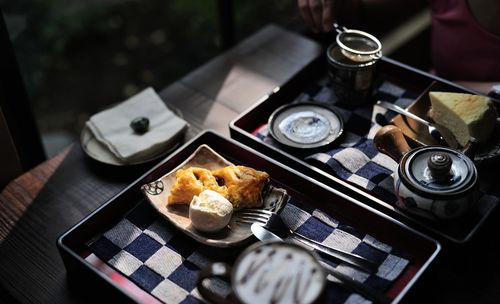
[[130, 117, 149, 134]]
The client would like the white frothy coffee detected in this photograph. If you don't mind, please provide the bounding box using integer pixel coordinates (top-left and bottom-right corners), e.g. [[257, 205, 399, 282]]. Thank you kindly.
[[234, 243, 325, 304]]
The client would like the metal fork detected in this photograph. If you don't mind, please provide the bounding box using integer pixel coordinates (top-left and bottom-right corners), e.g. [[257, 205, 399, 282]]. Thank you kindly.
[[235, 209, 378, 274]]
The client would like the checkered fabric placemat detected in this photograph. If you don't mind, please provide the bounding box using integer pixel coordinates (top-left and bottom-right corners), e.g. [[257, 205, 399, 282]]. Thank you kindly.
[[254, 79, 500, 211], [255, 80, 418, 206], [89, 198, 411, 304]]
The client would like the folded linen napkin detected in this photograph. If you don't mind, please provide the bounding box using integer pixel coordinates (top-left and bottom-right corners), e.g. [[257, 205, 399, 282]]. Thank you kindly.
[[87, 87, 187, 163]]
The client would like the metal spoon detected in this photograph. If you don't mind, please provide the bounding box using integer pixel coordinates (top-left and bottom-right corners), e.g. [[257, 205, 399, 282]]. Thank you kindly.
[[376, 100, 448, 146]]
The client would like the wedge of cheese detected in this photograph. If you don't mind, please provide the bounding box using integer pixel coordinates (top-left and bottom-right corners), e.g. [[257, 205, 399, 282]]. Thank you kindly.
[[428, 91, 497, 147]]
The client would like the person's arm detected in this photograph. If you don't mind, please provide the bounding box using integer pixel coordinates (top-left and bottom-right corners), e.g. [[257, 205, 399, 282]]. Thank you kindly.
[[297, 0, 427, 34], [297, 0, 328, 32], [297, 0, 362, 32]]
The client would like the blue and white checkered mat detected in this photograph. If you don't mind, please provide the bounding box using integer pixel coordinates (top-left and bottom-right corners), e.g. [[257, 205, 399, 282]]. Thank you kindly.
[[255, 80, 419, 205], [89, 198, 410, 303], [88, 80, 498, 302], [254, 80, 499, 212]]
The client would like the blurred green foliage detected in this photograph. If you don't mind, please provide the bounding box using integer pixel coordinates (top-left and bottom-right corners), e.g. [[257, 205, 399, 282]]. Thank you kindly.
[[4, 0, 301, 138]]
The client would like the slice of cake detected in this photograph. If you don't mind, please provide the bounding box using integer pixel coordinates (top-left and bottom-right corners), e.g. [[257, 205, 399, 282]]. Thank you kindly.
[[428, 91, 498, 147]]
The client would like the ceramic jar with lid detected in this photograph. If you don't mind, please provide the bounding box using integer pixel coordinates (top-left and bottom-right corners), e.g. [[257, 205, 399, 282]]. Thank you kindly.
[[374, 125, 478, 220]]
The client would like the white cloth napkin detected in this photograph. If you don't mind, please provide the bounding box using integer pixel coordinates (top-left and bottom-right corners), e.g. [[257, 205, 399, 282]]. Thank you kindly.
[[86, 87, 187, 163]]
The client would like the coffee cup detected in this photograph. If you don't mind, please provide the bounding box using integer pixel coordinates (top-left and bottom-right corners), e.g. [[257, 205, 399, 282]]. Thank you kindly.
[[197, 241, 326, 304]]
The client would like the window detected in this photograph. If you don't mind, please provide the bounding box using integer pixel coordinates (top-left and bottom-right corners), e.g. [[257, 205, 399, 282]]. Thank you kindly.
[[2, 0, 300, 156]]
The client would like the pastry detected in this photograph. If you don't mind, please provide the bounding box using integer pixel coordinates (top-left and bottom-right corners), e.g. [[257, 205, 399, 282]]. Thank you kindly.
[[168, 167, 225, 205], [211, 165, 269, 209], [189, 190, 233, 232], [167, 165, 269, 209], [429, 91, 497, 147]]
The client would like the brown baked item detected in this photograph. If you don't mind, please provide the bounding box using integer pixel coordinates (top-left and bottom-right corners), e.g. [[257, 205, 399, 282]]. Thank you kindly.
[[167, 165, 269, 208], [211, 165, 269, 209], [168, 167, 225, 205]]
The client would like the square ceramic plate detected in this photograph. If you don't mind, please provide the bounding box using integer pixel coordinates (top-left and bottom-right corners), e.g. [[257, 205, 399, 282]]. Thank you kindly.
[[391, 81, 500, 164], [140, 144, 289, 247]]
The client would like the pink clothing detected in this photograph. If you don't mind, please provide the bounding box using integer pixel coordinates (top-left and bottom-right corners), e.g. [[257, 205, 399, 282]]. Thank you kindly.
[[430, 0, 500, 81]]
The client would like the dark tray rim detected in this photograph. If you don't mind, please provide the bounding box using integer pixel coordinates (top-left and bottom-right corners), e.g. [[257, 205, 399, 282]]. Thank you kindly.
[[57, 130, 441, 304], [229, 56, 498, 244]]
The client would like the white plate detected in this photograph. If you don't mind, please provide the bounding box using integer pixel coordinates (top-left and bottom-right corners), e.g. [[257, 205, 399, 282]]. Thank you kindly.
[[80, 125, 185, 166]]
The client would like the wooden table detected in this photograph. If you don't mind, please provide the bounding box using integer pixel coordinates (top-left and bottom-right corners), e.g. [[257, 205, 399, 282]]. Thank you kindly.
[[0, 25, 323, 303], [1, 24, 500, 304]]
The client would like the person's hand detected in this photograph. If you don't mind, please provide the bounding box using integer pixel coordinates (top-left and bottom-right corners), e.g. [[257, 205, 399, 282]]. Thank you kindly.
[[297, 0, 335, 33]]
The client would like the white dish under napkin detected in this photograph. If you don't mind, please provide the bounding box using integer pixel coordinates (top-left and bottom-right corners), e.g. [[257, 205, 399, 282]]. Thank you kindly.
[[86, 87, 187, 163]]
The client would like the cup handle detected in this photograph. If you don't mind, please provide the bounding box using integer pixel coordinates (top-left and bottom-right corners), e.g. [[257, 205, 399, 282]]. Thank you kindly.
[[197, 262, 234, 304]]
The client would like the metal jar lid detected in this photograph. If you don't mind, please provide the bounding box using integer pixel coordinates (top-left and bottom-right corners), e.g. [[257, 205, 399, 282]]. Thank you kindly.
[[400, 146, 477, 197]]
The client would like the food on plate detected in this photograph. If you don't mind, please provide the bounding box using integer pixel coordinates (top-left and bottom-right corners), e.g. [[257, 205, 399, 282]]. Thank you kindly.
[[168, 167, 225, 205], [168, 165, 269, 209], [428, 91, 498, 147], [211, 165, 269, 209], [189, 190, 233, 232]]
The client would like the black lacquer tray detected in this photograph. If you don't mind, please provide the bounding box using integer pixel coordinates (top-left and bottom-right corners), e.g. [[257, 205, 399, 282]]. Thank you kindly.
[[58, 131, 439, 303], [230, 56, 500, 244]]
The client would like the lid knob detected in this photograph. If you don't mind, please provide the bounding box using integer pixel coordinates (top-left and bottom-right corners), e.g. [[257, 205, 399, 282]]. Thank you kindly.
[[427, 152, 452, 182]]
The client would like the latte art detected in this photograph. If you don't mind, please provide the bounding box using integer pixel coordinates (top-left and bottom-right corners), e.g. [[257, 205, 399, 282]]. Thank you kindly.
[[234, 243, 324, 304]]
